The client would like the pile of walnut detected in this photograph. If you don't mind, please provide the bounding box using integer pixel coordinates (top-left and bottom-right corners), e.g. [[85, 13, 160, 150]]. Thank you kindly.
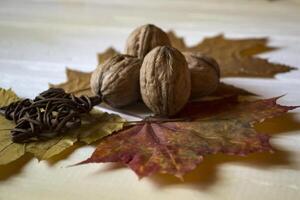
[[91, 24, 220, 117]]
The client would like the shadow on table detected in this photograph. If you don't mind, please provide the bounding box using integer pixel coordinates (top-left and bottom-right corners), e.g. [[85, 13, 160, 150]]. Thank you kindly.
[[0, 154, 32, 181], [150, 149, 293, 190]]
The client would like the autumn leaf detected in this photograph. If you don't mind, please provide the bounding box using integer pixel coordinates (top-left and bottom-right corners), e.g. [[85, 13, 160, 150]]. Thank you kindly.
[[49, 68, 93, 96], [167, 31, 295, 77], [0, 116, 25, 165], [97, 47, 119, 64], [193, 82, 254, 100], [50, 68, 252, 100], [0, 88, 125, 165], [78, 97, 297, 179], [0, 88, 20, 107], [0, 88, 24, 165]]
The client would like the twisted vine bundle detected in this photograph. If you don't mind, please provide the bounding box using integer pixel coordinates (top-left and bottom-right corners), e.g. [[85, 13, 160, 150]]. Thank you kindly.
[[0, 88, 101, 143]]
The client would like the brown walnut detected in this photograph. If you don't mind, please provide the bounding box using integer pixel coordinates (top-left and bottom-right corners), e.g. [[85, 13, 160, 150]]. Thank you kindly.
[[91, 54, 142, 108], [184, 52, 220, 98], [140, 46, 191, 116], [124, 24, 171, 59]]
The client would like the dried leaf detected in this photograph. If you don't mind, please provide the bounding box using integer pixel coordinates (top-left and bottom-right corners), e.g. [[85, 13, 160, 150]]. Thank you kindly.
[[0, 88, 20, 107], [51, 68, 252, 100], [79, 97, 297, 179], [0, 88, 24, 165], [26, 111, 124, 160], [167, 31, 295, 77], [209, 82, 254, 97], [0, 88, 125, 165], [192, 82, 254, 100], [50, 68, 93, 96], [97, 47, 119, 64], [0, 117, 25, 165]]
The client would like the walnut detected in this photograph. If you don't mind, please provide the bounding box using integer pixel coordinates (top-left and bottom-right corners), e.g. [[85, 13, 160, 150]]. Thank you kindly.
[[124, 24, 171, 59], [140, 46, 191, 116], [91, 54, 142, 108], [184, 52, 220, 98]]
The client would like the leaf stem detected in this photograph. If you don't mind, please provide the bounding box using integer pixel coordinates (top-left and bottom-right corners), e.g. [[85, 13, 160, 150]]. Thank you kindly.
[[124, 117, 189, 125], [96, 104, 144, 120]]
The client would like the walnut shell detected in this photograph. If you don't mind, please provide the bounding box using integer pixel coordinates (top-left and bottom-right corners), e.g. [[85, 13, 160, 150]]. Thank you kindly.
[[124, 24, 171, 59], [184, 52, 220, 98], [140, 46, 191, 116], [91, 54, 142, 108]]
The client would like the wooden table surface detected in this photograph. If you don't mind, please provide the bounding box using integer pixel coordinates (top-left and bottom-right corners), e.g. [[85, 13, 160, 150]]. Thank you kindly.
[[0, 0, 300, 199]]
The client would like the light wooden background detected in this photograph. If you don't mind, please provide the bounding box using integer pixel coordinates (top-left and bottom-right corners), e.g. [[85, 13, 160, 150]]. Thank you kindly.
[[0, 0, 300, 200]]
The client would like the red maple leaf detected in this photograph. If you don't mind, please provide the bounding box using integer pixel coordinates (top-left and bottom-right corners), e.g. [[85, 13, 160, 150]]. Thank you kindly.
[[78, 97, 297, 179]]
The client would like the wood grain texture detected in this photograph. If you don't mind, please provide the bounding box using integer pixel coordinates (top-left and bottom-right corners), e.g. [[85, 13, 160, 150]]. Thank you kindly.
[[0, 0, 300, 200]]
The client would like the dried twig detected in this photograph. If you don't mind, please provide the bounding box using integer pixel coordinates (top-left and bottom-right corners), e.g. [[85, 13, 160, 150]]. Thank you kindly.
[[0, 88, 101, 143]]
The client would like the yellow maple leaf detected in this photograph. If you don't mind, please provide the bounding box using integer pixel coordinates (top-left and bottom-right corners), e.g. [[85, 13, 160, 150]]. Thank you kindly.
[[167, 31, 295, 77], [0, 88, 125, 165]]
